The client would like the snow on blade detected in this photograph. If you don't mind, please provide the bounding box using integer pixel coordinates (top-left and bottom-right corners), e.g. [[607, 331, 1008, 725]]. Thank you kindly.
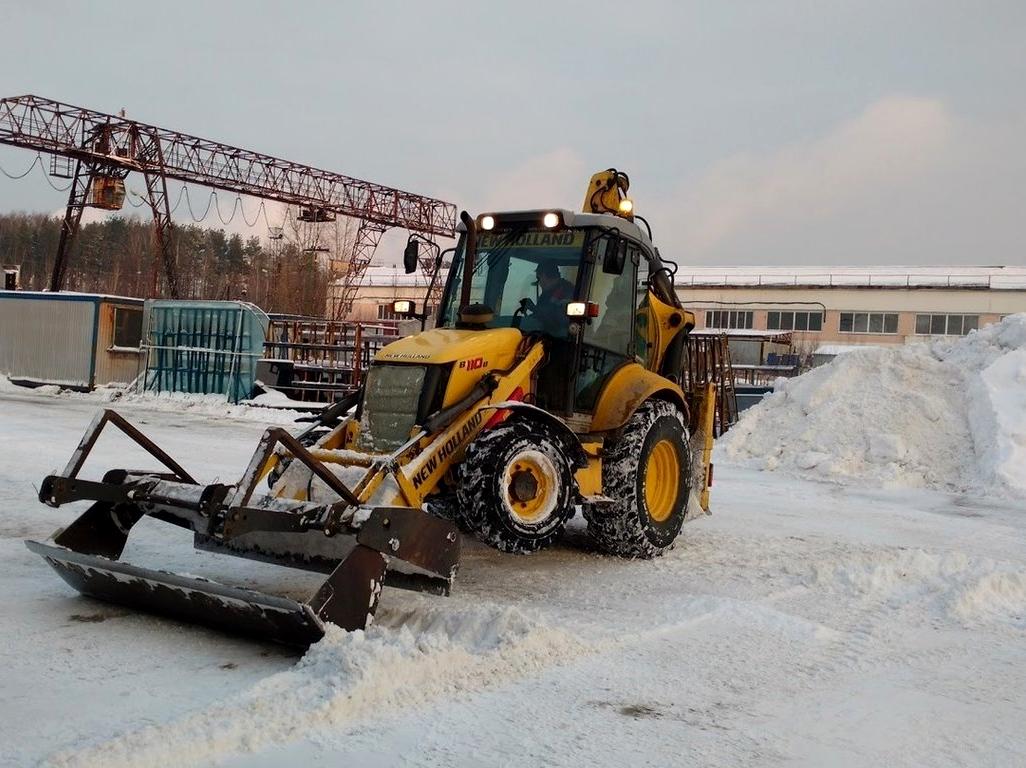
[[721, 313, 1026, 498]]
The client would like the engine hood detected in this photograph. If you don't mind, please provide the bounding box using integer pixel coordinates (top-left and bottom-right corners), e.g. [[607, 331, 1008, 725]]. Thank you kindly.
[[374, 327, 524, 367]]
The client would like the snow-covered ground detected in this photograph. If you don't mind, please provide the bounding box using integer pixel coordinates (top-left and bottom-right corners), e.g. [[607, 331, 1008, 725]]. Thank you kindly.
[[2, 386, 1025, 767]]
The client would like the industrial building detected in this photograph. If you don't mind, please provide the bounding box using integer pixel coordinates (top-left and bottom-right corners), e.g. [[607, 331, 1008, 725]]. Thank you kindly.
[[336, 265, 1026, 355], [330, 265, 438, 324], [676, 266, 1026, 357]]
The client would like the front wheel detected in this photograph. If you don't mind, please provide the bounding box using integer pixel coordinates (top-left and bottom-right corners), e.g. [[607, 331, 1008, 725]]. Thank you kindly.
[[585, 399, 691, 558], [456, 419, 577, 554]]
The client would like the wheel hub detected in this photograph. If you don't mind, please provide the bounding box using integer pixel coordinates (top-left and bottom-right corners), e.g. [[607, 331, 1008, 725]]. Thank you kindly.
[[503, 450, 558, 526], [644, 438, 680, 523], [510, 469, 539, 503]]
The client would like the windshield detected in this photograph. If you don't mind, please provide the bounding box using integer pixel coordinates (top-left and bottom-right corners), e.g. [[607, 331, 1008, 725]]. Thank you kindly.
[[440, 228, 586, 338]]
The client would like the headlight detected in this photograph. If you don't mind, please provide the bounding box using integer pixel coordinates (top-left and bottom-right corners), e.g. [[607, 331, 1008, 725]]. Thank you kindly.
[[479, 215, 495, 231], [392, 299, 416, 316], [542, 212, 560, 228], [566, 302, 599, 318]]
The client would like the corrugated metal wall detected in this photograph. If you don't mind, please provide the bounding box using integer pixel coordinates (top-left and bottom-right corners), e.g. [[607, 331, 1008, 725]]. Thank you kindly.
[[0, 295, 96, 387], [94, 302, 144, 386]]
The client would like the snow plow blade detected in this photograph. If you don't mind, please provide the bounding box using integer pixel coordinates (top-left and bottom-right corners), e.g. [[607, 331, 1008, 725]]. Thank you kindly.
[[27, 409, 461, 646], [25, 540, 342, 645]]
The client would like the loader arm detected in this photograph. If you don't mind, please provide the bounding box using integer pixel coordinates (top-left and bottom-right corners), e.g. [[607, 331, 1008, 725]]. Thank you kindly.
[[25, 342, 544, 646]]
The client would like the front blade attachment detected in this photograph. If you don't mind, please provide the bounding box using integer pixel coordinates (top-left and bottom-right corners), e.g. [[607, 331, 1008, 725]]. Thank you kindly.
[[358, 507, 461, 594], [26, 506, 458, 645], [28, 407, 463, 646], [27, 540, 326, 645]]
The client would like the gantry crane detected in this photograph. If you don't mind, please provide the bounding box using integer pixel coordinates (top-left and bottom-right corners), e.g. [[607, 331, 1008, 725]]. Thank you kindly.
[[0, 95, 456, 314]]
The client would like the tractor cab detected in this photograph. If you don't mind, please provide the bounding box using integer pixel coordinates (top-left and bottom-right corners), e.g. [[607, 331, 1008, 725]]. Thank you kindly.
[[433, 203, 684, 418]]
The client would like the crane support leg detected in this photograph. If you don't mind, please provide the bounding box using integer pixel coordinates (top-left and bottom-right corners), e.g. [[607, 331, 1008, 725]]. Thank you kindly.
[[331, 221, 387, 320], [50, 161, 93, 292], [138, 127, 180, 299], [143, 170, 179, 299]]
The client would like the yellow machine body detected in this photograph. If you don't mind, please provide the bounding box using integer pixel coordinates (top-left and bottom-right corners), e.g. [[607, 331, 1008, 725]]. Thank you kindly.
[[29, 169, 736, 647], [267, 223, 727, 519]]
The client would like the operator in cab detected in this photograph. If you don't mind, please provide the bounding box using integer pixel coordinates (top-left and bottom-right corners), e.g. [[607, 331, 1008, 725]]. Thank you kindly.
[[522, 260, 574, 336]]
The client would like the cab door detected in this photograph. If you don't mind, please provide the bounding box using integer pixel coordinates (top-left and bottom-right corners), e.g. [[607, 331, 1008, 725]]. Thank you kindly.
[[574, 239, 642, 412]]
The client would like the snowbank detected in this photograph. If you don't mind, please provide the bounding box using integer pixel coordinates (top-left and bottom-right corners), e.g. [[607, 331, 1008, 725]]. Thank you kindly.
[[45, 604, 586, 768], [721, 314, 1026, 498], [0, 373, 303, 425], [107, 389, 306, 424]]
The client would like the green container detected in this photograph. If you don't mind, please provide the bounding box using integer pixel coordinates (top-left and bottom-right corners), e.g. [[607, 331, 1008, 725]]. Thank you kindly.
[[142, 300, 268, 403]]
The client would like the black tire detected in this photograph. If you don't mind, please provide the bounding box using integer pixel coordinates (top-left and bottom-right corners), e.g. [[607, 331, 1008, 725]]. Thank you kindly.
[[585, 399, 691, 558], [456, 419, 577, 553]]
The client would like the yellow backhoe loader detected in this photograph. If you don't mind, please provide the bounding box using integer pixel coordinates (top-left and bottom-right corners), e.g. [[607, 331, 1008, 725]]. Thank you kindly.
[[27, 170, 737, 645]]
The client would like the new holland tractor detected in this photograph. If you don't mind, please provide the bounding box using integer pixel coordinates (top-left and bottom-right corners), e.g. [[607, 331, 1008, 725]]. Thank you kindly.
[[27, 170, 737, 645]]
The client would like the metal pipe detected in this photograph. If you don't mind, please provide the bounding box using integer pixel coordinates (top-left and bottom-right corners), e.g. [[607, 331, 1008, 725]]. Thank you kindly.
[[458, 211, 477, 313]]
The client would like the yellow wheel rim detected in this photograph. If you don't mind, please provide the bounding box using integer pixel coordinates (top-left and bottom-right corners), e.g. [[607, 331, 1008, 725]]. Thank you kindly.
[[644, 439, 680, 523], [504, 451, 557, 525]]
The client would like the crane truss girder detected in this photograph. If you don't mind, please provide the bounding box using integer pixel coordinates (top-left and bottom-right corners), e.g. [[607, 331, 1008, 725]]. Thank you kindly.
[[0, 95, 456, 238]]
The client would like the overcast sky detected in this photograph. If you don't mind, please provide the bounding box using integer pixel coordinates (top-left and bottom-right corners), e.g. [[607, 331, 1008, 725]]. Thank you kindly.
[[2, 0, 1024, 266]]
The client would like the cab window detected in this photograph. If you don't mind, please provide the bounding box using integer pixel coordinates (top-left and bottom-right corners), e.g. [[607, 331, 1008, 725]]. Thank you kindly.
[[574, 239, 641, 411], [584, 241, 639, 357], [441, 228, 584, 337]]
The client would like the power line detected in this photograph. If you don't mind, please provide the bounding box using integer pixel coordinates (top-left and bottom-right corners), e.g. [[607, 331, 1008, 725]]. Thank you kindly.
[[0, 153, 41, 179]]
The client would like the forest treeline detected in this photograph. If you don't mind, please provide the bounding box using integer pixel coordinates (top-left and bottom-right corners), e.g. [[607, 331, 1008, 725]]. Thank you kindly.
[[0, 212, 338, 316]]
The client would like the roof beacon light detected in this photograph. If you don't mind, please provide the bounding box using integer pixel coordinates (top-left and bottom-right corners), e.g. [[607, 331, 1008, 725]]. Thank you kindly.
[[542, 212, 559, 228], [618, 198, 634, 215], [480, 215, 495, 231]]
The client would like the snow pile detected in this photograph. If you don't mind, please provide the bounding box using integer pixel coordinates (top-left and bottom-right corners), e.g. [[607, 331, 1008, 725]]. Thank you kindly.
[[108, 389, 306, 424], [721, 314, 1026, 497], [46, 604, 587, 768], [244, 381, 310, 408], [0, 373, 62, 395]]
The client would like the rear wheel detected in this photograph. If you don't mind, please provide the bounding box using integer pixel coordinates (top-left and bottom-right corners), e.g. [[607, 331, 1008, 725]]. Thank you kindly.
[[585, 399, 691, 558], [457, 419, 576, 553]]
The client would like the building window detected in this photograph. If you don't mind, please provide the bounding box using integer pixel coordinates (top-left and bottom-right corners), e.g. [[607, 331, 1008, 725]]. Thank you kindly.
[[705, 310, 753, 329], [767, 311, 823, 332], [839, 312, 899, 334], [112, 307, 143, 348], [914, 314, 978, 336]]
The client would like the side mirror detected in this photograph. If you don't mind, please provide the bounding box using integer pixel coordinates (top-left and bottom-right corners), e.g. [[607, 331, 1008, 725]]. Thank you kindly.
[[403, 238, 420, 274], [602, 232, 626, 275], [392, 299, 417, 317]]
